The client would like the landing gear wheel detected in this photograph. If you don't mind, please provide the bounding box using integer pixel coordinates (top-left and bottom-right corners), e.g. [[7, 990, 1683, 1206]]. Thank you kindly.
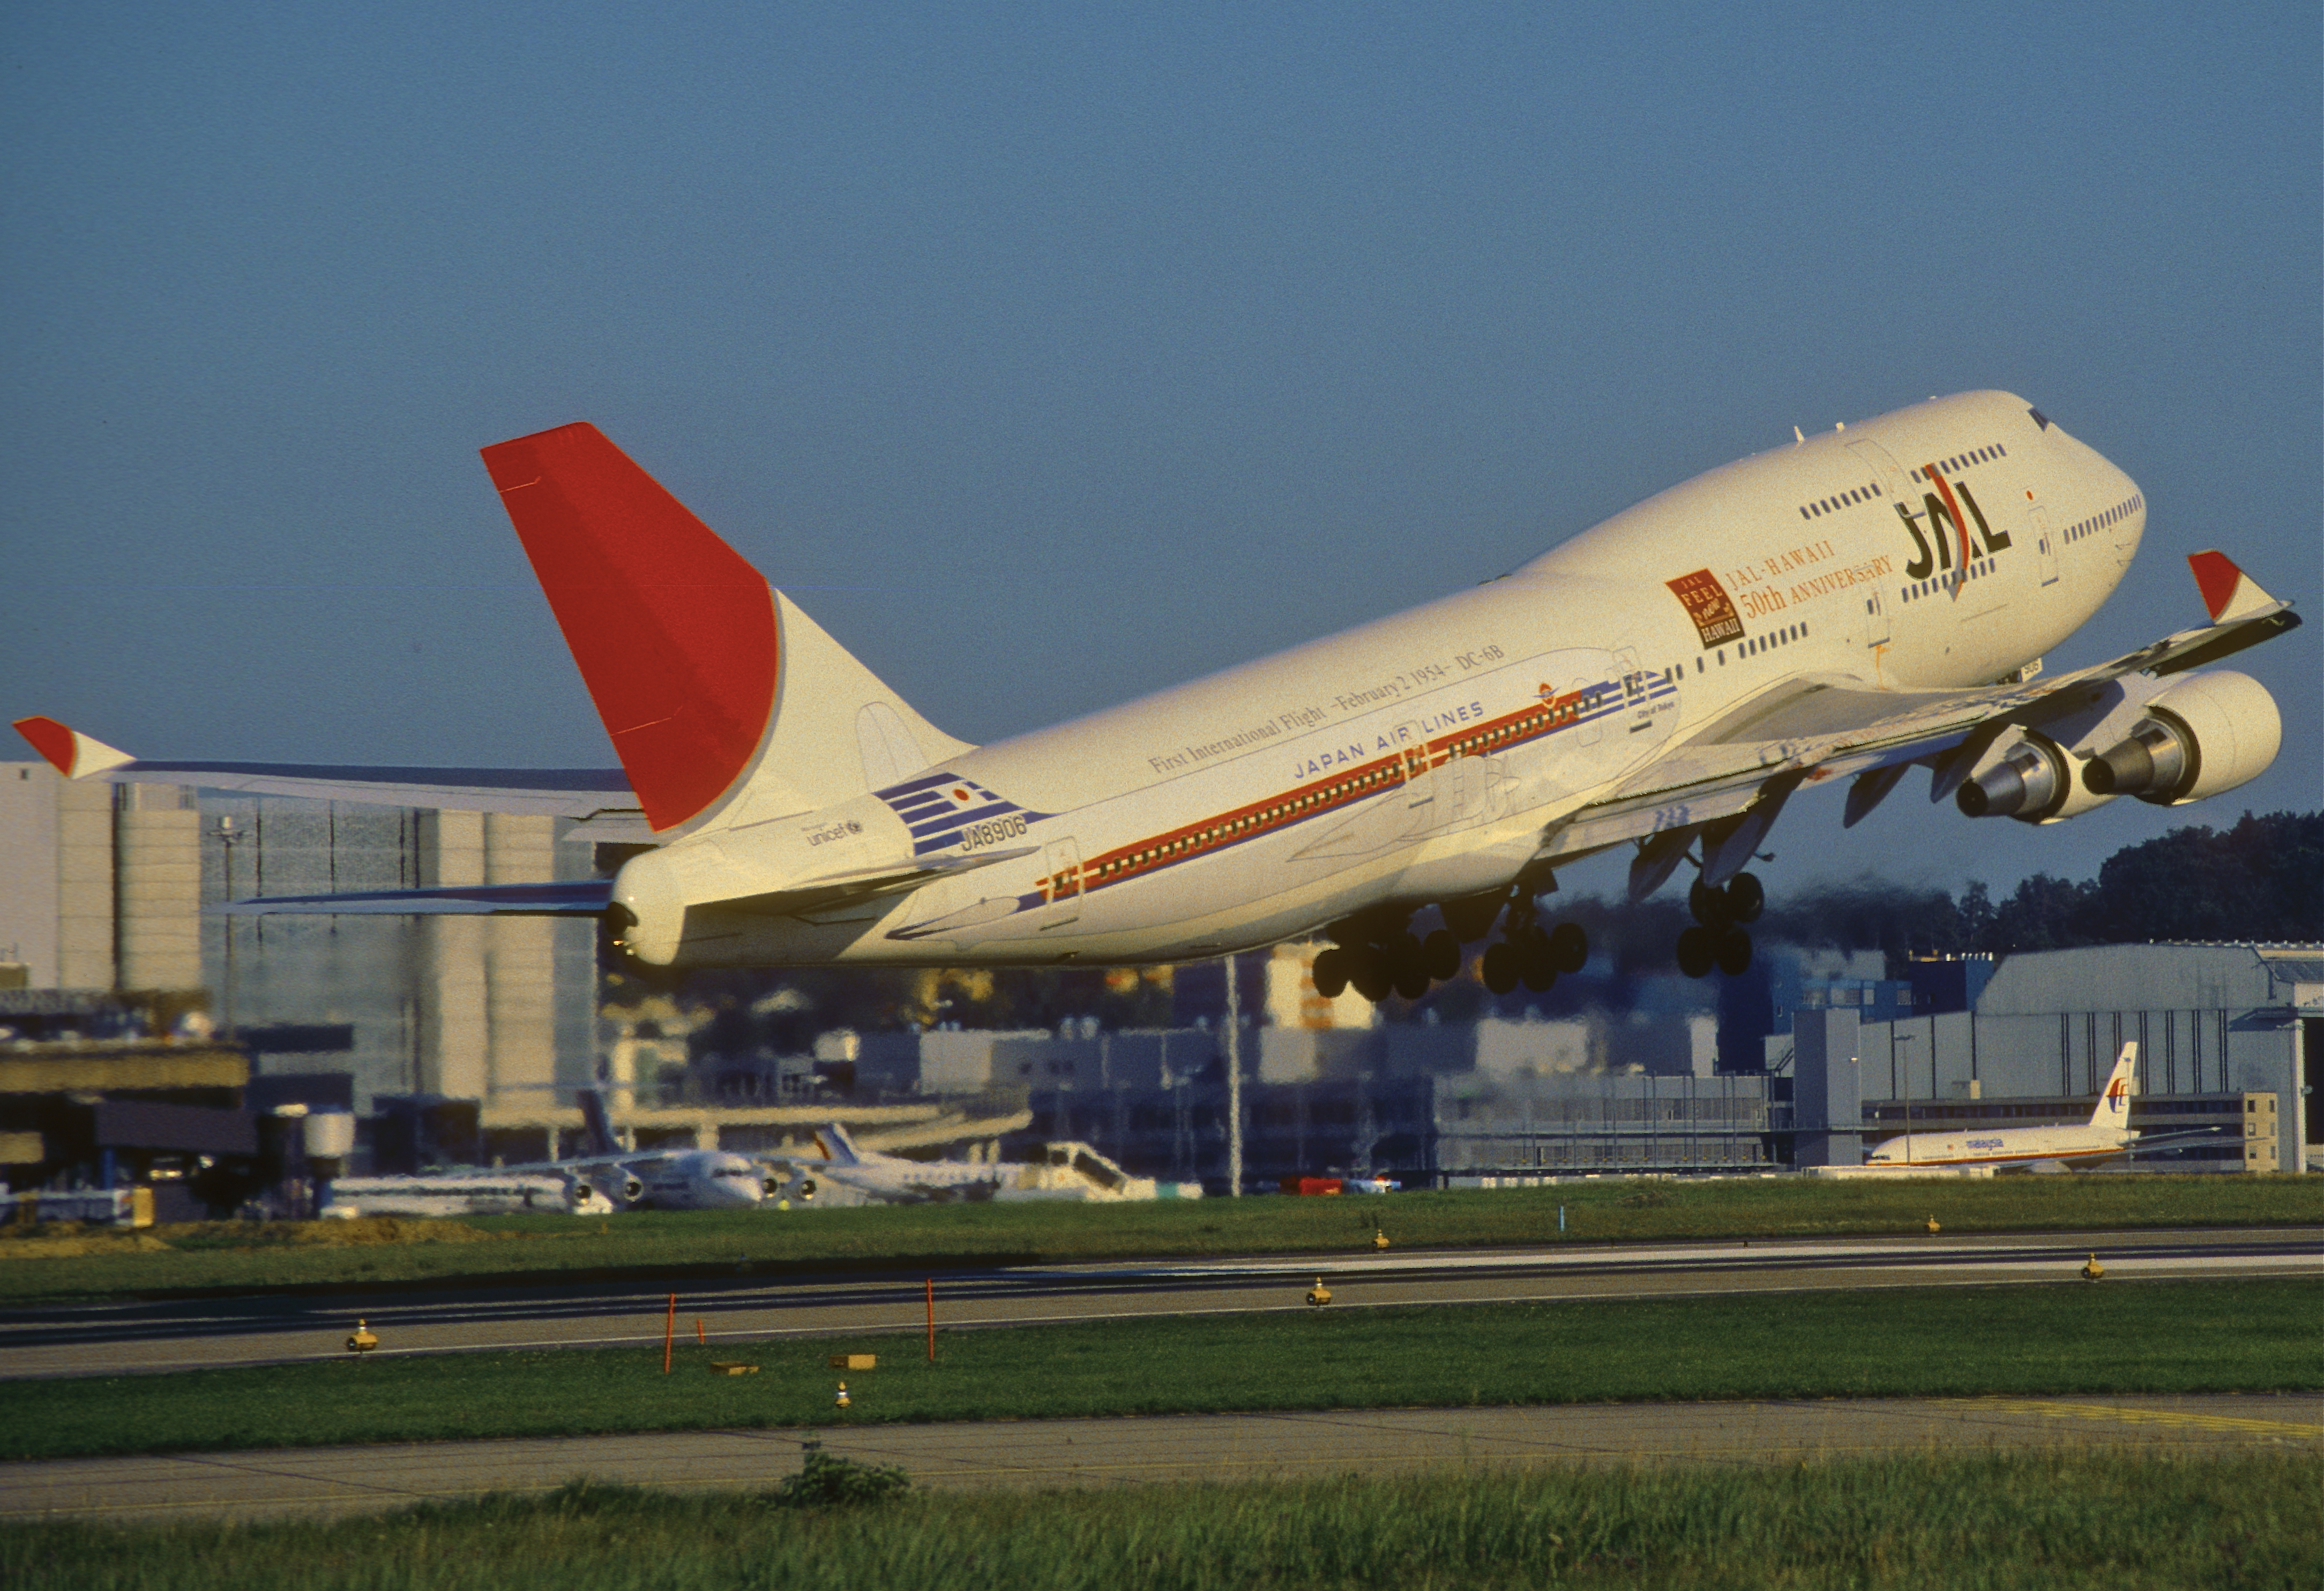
[[1481, 941, 1520, 994], [1385, 932, 1430, 996], [1350, 945, 1393, 1003], [1715, 926, 1753, 977], [1311, 947, 1349, 999], [1547, 921, 1589, 974], [1688, 877, 1733, 929], [1517, 929, 1558, 992], [1421, 928, 1462, 981], [1724, 872, 1765, 925], [1675, 925, 1717, 979]]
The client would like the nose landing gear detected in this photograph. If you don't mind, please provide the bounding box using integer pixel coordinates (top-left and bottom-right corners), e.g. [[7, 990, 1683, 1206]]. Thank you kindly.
[[1676, 871, 1761, 978]]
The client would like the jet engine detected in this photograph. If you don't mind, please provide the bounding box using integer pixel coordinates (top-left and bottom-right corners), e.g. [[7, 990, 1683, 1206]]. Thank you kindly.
[[1955, 732, 2116, 824], [609, 848, 687, 966], [2081, 671, 2281, 806]]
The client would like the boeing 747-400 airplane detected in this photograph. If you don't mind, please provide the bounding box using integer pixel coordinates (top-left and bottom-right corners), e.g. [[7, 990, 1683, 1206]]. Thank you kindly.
[[16, 391, 2297, 999]]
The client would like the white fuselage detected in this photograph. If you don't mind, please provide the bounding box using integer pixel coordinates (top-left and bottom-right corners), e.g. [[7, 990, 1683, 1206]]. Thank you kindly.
[[1862, 1120, 2133, 1170], [644, 391, 2143, 968], [625, 1151, 777, 1210]]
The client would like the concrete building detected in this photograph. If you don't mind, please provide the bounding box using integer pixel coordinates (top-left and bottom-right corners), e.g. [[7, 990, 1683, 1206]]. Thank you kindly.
[[2, 763, 201, 993], [2, 765, 603, 1117]]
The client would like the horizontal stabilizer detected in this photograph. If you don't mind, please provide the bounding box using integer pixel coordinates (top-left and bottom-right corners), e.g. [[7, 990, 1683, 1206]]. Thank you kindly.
[[12, 717, 642, 824], [214, 881, 615, 917]]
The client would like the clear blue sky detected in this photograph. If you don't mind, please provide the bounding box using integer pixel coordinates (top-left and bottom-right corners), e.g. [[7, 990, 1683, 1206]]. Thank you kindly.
[[5, 4, 2316, 901]]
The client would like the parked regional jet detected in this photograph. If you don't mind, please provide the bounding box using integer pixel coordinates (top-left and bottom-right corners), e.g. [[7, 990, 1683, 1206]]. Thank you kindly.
[[397, 1091, 787, 1212], [15, 392, 2298, 996], [1860, 1045, 2217, 1171]]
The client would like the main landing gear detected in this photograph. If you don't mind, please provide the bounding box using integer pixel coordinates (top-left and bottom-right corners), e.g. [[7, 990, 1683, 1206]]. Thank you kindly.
[[1310, 918, 1460, 1003], [1675, 871, 1761, 978], [1309, 889, 1590, 1005]]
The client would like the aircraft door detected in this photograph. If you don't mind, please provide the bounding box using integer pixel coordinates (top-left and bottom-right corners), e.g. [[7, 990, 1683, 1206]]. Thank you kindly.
[[1394, 723, 1437, 806], [1863, 587, 1890, 647], [2027, 502, 2058, 584], [1845, 438, 1913, 502], [1040, 837, 1084, 926]]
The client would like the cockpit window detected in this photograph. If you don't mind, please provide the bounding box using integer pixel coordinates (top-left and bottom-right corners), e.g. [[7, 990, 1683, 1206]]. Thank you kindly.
[[2028, 408, 2051, 431]]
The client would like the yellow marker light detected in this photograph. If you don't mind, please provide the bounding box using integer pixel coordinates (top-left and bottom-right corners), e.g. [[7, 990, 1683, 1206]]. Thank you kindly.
[[346, 1319, 378, 1354]]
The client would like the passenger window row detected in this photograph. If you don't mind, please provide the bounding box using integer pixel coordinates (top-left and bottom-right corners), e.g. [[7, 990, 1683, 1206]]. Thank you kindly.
[[2065, 493, 2142, 545], [1909, 443, 2007, 482], [1901, 559, 1997, 603], [1798, 481, 1883, 520]]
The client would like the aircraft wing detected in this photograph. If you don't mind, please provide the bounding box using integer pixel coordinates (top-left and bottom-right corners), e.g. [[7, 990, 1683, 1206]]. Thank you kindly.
[[11, 716, 648, 835], [208, 844, 1031, 920], [1548, 553, 2298, 883], [700, 846, 1038, 918], [2120, 1128, 2241, 1155]]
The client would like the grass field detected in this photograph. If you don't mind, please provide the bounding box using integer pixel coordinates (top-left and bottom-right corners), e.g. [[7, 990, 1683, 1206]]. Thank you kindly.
[[5, 1278, 2316, 1462], [2, 1174, 2314, 1304], [4, 1452, 2315, 1590]]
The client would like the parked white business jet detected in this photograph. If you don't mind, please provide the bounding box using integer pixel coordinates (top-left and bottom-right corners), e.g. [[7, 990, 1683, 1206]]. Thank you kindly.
[[1860, 1045, 2216, 1170], [16, 392, 2297, 996]]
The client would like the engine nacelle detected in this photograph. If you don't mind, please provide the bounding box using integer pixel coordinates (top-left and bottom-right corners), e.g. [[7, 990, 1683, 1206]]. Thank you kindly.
[[1955, 732, 2116, 824], [610, 847, 687, 966], [2082, 671, 2281, 806]]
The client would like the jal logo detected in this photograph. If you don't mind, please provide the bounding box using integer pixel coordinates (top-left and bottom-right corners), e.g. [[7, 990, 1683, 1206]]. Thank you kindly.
[[1894, 466, 2012, 581]]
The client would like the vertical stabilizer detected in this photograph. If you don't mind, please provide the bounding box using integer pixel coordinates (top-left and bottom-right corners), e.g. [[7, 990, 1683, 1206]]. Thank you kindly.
[[813, 1123, 864, 1166], [2089, 1045, 2136, 1132], [577, 1089, 622, 1157], [481, 424, 968, 835]]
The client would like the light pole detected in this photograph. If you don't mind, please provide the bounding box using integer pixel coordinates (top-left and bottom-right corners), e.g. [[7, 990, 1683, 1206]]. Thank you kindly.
[[215, 815, 244, 1038], [1224, 951, 1242, 1197]]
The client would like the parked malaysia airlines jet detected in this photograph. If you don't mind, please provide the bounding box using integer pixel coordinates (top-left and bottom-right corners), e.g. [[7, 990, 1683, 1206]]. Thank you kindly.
[[14, 392, 2298, 999], [1860, 1045, 2217, 1171]]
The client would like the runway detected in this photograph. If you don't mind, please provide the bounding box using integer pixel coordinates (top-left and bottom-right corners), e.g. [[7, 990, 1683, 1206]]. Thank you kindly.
[[4, 1393, 2316, 1525], [2, 1226, 2314, 1381]]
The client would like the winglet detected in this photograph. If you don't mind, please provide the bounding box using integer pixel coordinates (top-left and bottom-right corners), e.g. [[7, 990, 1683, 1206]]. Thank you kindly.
[[2187, 552, 2278, 624], [11, 717, 134, 780]]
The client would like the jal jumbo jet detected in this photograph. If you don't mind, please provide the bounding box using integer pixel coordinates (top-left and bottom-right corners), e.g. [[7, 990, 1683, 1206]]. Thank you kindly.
[[14, 391, 2298, 1001]]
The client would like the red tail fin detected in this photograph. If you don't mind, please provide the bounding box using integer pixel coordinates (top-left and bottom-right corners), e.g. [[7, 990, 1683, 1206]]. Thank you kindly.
[[481, 425, 778, 831]]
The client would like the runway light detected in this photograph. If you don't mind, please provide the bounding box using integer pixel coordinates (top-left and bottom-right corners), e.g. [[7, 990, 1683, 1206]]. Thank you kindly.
[[1925, 1216, 1941, 1234], [2082, 1252, 2105, 1282], [1372, 1227, 1390, 1251], [345, 1319, 378, 1354], [1306, 1277, 1332, 1307], [834, 1381, 851, 1408]]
